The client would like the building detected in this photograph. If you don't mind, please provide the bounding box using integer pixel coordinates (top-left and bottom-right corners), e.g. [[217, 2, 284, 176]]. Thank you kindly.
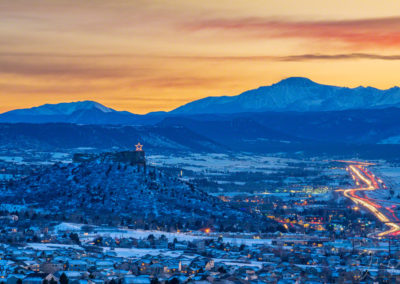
[[73, 143, 146, 167]]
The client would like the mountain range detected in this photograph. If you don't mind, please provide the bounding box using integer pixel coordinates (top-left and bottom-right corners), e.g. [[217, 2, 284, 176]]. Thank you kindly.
[[172, 77, 400, 114], [3, 77, 400, 124], [0, 101, 146, 125], [3, 77, 400, 154]]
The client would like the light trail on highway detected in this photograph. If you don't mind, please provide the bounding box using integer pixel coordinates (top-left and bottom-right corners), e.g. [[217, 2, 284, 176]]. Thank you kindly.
[[338, 161, 400, 237]]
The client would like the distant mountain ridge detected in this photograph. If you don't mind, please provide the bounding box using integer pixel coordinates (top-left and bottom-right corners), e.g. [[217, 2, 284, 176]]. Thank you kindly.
[[3, 77, 400, 124], [3, 79, 400, 155], [0, 100, 148, 125], [0, 123, 223, 152], [7, 100, 115, 116], [3, 77, 400, 125], [171, 77, 400, 114]]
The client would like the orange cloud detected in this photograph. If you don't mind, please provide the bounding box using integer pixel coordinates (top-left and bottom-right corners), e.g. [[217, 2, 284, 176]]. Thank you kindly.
[[185, 16, 400, 49]]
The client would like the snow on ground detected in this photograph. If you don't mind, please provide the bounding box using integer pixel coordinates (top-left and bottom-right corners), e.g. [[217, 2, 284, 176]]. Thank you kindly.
[[147, 153, 302, 173], [53, 222, 84, 232], [52, 152, 70, 159], [0, 204, 28, 211], [83, 228, 272, 245], [26, 243, 187, 258], [52, 223, 272, 246], [373, 165, 400, 202], [380, 135, 400, 144], [0, 174, 13, 180], [213, 259, 265, 268], [27, 243, 81, 250], [209, 192, 253, 197], [378, 167, 400, 184], [102, 247, 190, 258], [0, 156, 24, 163]]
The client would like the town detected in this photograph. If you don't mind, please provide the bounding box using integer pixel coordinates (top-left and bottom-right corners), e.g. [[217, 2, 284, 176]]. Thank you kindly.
[[1, 221, 400, 284], [3, 0, 400, 282], [1, 145, 400, 283]]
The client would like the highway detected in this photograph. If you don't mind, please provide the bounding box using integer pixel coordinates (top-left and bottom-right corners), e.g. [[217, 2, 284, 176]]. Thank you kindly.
[[339, 162, 400, 237]]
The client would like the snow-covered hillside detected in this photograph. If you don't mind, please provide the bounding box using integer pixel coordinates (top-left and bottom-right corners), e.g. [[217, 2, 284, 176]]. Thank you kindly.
[[2, 159, 277, 232]]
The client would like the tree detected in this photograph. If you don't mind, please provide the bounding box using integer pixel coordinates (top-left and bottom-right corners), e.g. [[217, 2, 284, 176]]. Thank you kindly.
[[69, 233, 80, 245], [60, 273, 69, 284], [167, 279, 179, 284], [94, 236, 103, 245], [218, 266, 227, 273]]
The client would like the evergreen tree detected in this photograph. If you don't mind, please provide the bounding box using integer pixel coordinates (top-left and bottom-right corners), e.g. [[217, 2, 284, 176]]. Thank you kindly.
[[60, 273, 69, 284], [166, 279, 179, 284], [69, 232, 81, 245]]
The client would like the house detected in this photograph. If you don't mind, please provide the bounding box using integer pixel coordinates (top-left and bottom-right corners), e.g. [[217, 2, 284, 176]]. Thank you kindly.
[[40, 262, 65, 274], [122, 275, 151, 284], [23, 273, 57, 284], [55, 271, 85, 281], [95, 260, 114, 270], [68, 260, 88, 271], [6, 274, 24, 284], [22, 261, 40, 272]]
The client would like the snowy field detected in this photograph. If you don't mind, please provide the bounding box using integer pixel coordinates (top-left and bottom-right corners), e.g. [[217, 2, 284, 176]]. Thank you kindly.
[[52, 223, 272, 246], [0, 156, 24, 163], [0, 204, 28, 211], [26, 243, 189, 258], [27, 243, 81, 251], [103, 247, 189, 258], [377, 166, 400, 186], [147, 153, 306, 173]]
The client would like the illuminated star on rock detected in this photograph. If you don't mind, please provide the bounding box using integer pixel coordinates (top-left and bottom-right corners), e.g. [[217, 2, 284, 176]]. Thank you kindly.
[[135, 142, 143, 151]]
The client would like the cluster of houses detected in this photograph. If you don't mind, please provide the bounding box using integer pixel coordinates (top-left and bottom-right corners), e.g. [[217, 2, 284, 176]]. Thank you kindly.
[[1, 221, 400, 283]]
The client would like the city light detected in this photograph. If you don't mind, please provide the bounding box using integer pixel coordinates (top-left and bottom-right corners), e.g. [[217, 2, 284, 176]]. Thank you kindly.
[[339, 161, 400, 237]]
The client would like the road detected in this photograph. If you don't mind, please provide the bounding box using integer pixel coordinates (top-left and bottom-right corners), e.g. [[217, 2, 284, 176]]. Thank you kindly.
[[339, 162, 400, 237]]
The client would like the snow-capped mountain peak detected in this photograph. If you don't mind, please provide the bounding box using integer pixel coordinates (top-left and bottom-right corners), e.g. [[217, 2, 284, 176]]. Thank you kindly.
[[4, 100, 116, 116], [272, 76, 316, 87], [171, 77, 400, 114]]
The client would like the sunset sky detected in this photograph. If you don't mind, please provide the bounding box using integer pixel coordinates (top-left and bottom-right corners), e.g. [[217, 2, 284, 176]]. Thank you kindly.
[[2, 0, 400, 114]]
